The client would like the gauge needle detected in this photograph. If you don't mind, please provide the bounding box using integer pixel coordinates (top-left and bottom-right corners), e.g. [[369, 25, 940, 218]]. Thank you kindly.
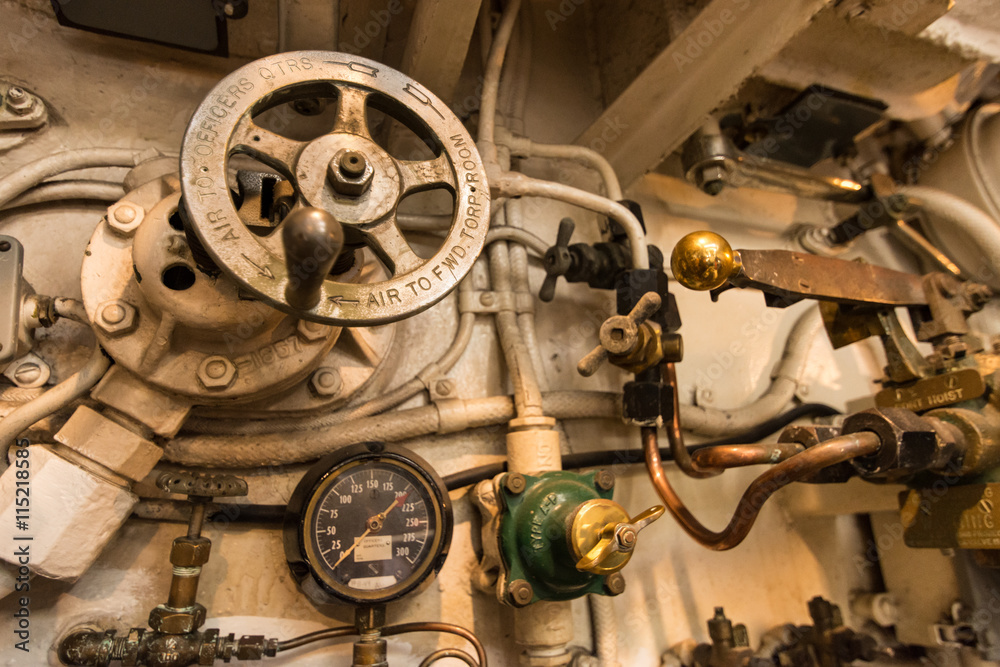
[[331, 493, 409, 570]]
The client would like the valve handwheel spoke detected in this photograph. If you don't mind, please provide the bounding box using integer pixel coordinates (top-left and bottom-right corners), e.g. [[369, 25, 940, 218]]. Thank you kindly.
[[330, 84, 373, 138], [180, 51, 489, 326], [230, 115, 306, 178], [360, 214, 424, 275], [396, 154, 457, 197]]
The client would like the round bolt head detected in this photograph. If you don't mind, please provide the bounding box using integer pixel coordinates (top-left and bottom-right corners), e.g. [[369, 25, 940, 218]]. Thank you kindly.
[[339, 150, 367, 178], [434, 378, 454, 396], [106, 202, 144, 236], [479, 292, 496, 307], [604, 572, 626, 596], [96, 300, 138, 336], [508, 579, 534, 607], [504, 472, 527, 495], [309, 367, 342, 397], [594, 469, 615, 491], [197, 355, 237, 389], [13, 362, 41, 386]]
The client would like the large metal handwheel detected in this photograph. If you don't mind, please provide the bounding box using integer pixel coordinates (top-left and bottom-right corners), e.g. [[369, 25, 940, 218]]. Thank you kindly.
[[180, 52, 489, 326]]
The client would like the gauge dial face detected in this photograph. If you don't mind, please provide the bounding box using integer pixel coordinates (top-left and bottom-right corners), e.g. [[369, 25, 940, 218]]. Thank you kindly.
[[296, 451, 450, 604]]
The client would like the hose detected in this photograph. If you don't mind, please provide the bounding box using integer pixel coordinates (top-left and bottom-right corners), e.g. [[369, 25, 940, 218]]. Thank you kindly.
[[0, 180, 124, 210], [476, 0, 522, 166], [494, 171, 649, 270], [643, 427, 880, 550], [589, 595, 621, 667], [486, 226, 549, 256], [498, 129, 623, 201], [678, 307, 822, 437], [897, 185, 1000, 286], [0, 148, 142, 208], [0, 346, 111, 469], [165, 391, 621, 468]]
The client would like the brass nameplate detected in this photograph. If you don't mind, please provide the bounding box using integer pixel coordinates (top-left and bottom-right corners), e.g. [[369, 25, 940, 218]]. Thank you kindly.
[[875, 368, 985, 412]]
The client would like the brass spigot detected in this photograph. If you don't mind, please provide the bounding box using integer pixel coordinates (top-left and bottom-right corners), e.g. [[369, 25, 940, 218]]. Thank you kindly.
[[670, 231, 738, 291], [570, 500, 664, 575], [578, 292, 671, 376]]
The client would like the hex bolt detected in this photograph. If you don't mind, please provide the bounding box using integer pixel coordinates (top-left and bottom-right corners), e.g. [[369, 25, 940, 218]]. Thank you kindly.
[[106, 202, 144, 236], [617, 527, 638, 549], [435, 378, 455, 396], [6, 87, 34, 116], [328, 150, 374, 196], [504, 472, 526, 495], [96, 300, 138, 336], [310, 367, 342, 397], [508, 579, 534, 607], [197, 355, 237, 390], [594, 469, 615, 491], [604, 572, 626, 596], [297, 318, 332, 342]]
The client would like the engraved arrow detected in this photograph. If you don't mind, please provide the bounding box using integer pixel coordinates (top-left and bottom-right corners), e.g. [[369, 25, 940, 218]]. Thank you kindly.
[[241, 253, 275, 279], [329, 295, 360, 305]]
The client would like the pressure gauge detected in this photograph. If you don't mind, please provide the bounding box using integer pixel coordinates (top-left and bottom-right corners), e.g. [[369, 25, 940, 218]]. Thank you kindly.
[[284, 442, 453, 606]]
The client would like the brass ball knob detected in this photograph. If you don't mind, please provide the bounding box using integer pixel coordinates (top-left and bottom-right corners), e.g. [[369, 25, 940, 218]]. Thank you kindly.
[[670, 231, 736, 291]]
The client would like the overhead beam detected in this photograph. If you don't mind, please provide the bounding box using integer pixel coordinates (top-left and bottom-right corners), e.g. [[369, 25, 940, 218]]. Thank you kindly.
[[575, 0, 836, 188], [400, 0, 483, 103]]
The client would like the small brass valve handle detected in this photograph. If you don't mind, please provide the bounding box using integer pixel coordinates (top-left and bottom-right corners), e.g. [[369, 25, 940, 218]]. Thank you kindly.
[[571, 500, 665, 575], [670, 231, 738, 292], [577, 291, 662, 377]]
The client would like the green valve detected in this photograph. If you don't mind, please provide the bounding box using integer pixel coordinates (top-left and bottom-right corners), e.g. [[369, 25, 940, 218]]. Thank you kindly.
[[497, 469, 662, 605]]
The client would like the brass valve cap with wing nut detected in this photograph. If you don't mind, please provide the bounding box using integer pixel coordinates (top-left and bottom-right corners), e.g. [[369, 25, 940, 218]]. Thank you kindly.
[[570, 500, 665, 575], [671, 231, 737, 291]]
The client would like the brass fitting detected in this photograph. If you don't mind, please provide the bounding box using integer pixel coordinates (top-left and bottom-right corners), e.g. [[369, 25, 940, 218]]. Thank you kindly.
[[148, 603, 207, 635], [170, 536, 211, 567]]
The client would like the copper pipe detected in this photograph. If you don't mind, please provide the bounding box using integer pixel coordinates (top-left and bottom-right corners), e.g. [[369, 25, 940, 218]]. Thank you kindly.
[[663, 362, 720, 478], [643, 427, 880, 551], [383, 623, 487, 667], [690, 443, 804, 470]]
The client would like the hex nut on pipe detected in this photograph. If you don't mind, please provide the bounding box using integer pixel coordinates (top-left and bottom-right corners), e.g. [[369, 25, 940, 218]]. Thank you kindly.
[[197, 355, 237, 390], [96, 300, 138, 337]]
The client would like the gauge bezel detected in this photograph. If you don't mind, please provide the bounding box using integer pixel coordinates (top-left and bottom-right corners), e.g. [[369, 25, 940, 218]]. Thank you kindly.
[[284, 442, 453, 606]]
